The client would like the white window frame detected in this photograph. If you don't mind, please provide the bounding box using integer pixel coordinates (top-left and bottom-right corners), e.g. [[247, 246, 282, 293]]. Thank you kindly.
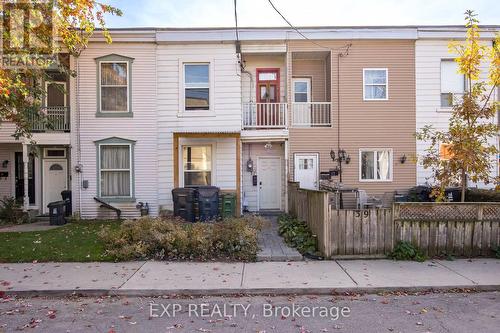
[[44, 81, 67, 107], [182, 62, 211, 112], [292, 78, 311, 103], [178, 59, 215, 117], [98, 143, 133, 198], [363, 68, 388, 101], [98, 61, 130, 113], [181, 144, 214, 187], [359, 148, 393, 182], [439, 59, 465, 111], [43, 148, 66, 159]]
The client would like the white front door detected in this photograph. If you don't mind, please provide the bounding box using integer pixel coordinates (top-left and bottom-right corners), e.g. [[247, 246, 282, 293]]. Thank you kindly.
[[294, 153, 319, 190], [292, 78, 312, 125], [42, 159, 68, 213], [258, 157, 281, 210]]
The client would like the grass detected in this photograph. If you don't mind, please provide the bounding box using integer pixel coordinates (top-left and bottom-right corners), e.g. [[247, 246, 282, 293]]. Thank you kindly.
[[0, 220, 122, 263]]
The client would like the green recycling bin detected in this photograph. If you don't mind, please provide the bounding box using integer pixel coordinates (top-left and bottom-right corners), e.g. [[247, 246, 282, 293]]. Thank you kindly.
[[221, 193, 236, 218]]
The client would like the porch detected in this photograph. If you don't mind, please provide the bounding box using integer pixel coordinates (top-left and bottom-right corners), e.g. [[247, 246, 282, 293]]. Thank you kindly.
[[173, 132, 241, 215], [0, 143, 71, 214]]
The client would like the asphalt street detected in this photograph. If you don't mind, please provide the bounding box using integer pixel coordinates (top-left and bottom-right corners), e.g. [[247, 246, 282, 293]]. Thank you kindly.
[[0, 291, 498, 332]]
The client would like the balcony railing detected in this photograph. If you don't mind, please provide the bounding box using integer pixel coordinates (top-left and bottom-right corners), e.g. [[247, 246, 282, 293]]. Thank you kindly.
[[291, 102, 332, 127], [242, 102, 288, 129], [31, 106, 70, 132]]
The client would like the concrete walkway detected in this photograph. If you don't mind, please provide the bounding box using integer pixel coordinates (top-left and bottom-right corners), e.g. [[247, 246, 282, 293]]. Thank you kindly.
[[256, 216, 302, 261], [0, 221, 62, 233], [1, 259, 498, 296]]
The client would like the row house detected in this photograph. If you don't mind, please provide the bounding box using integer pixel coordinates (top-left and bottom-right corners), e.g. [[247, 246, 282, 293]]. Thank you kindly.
[[0, 26, 497, 218]]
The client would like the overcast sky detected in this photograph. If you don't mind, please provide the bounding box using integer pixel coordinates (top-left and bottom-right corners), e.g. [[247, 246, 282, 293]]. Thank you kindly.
[[102, 0, 500, 28]]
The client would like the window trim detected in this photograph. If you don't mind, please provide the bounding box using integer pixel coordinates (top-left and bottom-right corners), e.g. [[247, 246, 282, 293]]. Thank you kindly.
[[180, 144, 215, 187], [95, 54, 134, 117], [43, 148, 66, 159], [439, 58, 465, 111], [44, 81, 67, 107], [95, 137, 136, 202], [178, 59, 215, 117], [358, 148, 393, 182], [363, 68, 389, 101]]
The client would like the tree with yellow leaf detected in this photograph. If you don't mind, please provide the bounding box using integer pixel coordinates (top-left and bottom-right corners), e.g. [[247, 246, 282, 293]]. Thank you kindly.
[[417, 10, 500, 202], [0, 0, 121, 139]]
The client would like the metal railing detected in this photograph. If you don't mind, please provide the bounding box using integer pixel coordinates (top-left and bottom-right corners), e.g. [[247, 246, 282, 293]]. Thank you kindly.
[[242, 102, 288, 129], [31, 106, 70, 132], [291, 102, 332, 127]]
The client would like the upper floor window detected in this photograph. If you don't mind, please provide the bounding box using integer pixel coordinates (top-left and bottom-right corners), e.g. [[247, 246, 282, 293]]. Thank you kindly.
[[184, 63, 210, 111], [363, 69, 388, 100], [360, 149, 392, 181], [440, 59, 465, 108], [95, 54, 134, 117]]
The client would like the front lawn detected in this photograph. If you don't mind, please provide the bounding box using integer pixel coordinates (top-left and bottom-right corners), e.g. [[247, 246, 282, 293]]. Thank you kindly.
[[0, 220, 121, 263]]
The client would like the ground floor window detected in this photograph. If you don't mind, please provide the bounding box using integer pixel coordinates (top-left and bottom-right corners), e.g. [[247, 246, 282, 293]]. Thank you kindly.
[[99, 144, 132, 197], [183, 145, 212, 187], [360, 149, 392, 181]]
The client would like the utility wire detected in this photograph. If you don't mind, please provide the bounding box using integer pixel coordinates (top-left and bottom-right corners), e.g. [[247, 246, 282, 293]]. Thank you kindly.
[[267, 0, 350, 52], [234, 0, 239, 42]]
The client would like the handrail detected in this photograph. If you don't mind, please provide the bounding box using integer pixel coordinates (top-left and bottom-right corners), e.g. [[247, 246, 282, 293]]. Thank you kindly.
[[31, 106, 70, 132], [94, 197, 122, 219], [242, 102, 287, 129]]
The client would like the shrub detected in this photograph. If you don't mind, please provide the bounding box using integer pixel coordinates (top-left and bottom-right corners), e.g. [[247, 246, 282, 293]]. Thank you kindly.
[[99, 216, 262, 261], [465, 189, 500, 202], [278, 214, 317, 255], [0, 197, 30, 225], [389, 241, 427, 262]]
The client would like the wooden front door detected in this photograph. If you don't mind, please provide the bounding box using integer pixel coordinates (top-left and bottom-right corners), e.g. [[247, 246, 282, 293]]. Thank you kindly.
[[256, 68, 280, 126]]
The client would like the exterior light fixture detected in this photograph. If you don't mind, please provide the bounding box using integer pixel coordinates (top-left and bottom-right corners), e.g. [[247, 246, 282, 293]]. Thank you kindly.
[[400, 154, 407, 164], [264, 142, 273, 150], [330, 150, 336, 161]]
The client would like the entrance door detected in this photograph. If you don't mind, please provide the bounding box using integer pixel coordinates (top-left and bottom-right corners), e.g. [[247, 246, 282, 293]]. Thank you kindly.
[[292, 78, 312, 126], [42, 159, 67, 213], [45, 81, 67, 131], [14, 152, 35, 205], [258, 157, 281, 210], [256, 68, 280, 126], [294, 154, 319, 190]]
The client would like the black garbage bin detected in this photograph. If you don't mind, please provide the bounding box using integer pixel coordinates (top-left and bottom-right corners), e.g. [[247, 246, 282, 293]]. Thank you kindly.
[[61, 190, 72, 216], [197, 186, 220, 221], [47, 201, 67, 226], [172, 188, 197, 222]]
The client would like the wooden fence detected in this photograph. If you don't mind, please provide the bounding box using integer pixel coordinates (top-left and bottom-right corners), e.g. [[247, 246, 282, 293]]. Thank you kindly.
[[394, 202, 500, 257], [288, 182, 500, 258]]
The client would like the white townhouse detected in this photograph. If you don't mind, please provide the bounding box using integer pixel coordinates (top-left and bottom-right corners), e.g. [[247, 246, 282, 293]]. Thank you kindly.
[[415, 26, 499, 188]]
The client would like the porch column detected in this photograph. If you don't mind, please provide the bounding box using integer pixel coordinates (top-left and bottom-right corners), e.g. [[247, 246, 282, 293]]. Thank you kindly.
[[284, 139, 289, 213], [22, 143, 29, 211]]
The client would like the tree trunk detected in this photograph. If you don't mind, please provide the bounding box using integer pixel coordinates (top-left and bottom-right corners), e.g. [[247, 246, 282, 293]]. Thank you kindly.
[[461, 169, 467, 202]]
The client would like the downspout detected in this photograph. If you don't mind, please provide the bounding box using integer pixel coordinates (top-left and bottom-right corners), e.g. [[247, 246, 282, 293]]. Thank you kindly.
[[75, 55, 82, 217]]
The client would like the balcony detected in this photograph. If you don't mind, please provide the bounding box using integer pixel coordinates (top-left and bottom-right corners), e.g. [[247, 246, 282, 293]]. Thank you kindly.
[[242, 103, 288, 129], [31, 107, 70, 132], [291, 102, 332, 127]]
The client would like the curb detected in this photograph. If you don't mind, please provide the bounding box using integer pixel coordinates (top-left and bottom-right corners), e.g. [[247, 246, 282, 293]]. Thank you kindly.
[[4, 284, 500, 298]]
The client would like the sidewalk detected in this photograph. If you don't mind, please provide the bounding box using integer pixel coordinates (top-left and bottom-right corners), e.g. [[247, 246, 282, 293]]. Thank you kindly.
[[1, 259, 499, 296]]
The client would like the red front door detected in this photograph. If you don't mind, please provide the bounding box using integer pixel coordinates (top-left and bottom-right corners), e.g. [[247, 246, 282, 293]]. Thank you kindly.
[[256, 68, 280, 126]]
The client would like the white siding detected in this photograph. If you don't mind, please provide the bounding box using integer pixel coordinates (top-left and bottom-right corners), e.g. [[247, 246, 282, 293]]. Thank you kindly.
[[71, 42, 158, 218], [156, 43, 241, 210], [415, 39, 498, 187]]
